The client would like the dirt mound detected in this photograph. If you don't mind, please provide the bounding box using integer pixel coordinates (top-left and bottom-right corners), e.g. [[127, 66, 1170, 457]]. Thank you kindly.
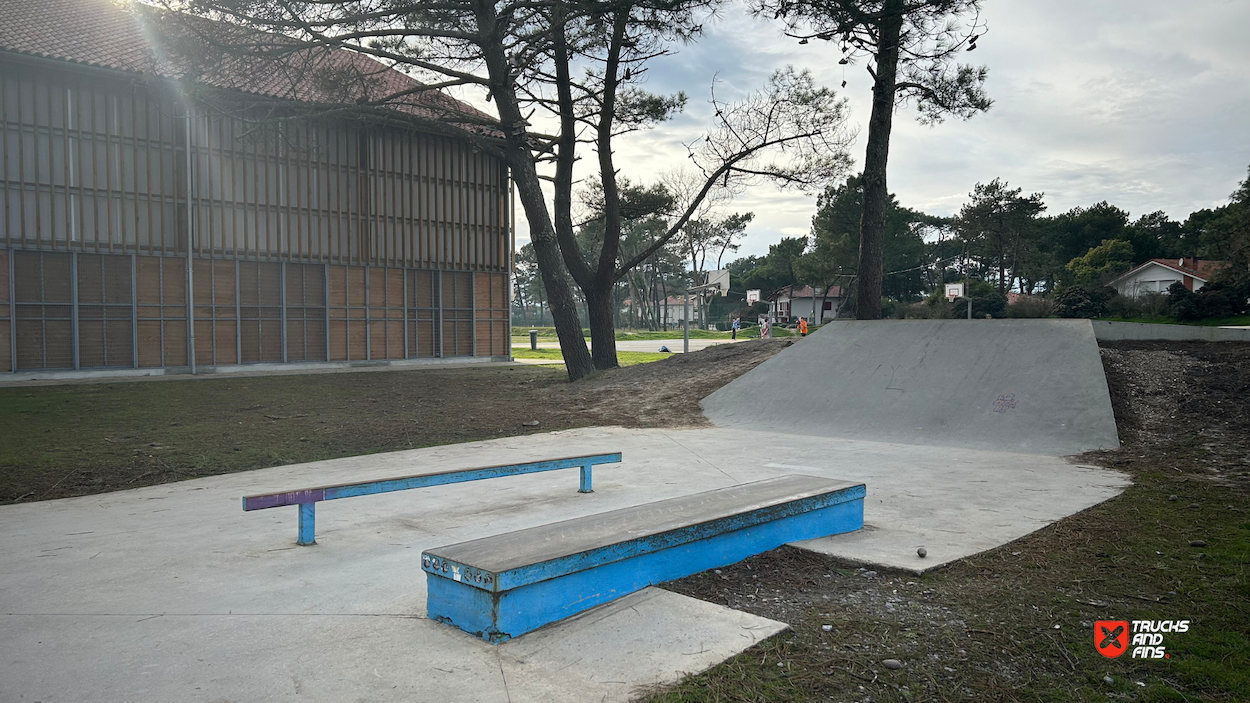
[[549, 339, 792, 428], [1094, 341, 1250, 488]]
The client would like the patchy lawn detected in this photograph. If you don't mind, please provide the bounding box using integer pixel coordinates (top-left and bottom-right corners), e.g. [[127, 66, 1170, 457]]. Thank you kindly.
[[647, 342, 1250, 703], [0, 339, 789, 504], [510, 348, 672, 365]]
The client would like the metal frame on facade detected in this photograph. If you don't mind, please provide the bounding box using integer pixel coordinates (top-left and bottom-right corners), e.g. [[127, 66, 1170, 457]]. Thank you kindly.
[[1, 54, 512, 374]]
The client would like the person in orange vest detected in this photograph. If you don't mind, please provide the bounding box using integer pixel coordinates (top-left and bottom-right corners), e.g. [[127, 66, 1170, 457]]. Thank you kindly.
[[798, 317, 809, 337]]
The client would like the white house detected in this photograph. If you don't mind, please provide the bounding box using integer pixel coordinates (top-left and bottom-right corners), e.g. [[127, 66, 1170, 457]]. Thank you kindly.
[[1108, 258, 1228, 297], [768, 285, 844, 323], [621, 295, 710, 328]]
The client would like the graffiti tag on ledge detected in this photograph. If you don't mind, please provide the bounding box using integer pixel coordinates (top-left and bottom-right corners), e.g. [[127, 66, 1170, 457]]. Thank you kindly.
[[993, 393, 1018, 413]]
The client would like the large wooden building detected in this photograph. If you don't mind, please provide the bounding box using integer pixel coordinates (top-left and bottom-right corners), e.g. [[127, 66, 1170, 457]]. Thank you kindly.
[[0, 0, 513, 378]]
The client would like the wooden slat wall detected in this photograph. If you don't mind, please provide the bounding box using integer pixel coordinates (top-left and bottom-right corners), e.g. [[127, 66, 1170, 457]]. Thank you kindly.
[[135, 255, 187, 368], [0, 250, 10, 372], [474, 272, 508, 357], [368, 267, 405, 360], [408, 269, 438, 358], [2, 250, 505, 370], [0, 67, 185, 255], [441, 270, 474, 357], [2, 63, 510, 273], [284, 262, 327, 362], [193, 258, 238, 366], [327, 264, 367, 361], [13, 250, 73, 370], [76, 252, 133, 368], [3, 59, 516, 373], [185, 117, 507, 270], [238, 261, 283, 363]]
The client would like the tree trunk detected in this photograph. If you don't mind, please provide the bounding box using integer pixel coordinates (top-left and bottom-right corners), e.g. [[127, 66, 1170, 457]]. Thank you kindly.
[[856, 0, 904, 320], [585, 286, 618, 370], [510, 164, 594, 380], [473, 0, 593, 380]]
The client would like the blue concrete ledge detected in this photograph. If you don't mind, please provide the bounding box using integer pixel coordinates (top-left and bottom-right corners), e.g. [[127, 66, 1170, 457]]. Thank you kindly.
[[422, 475, 865, 643]]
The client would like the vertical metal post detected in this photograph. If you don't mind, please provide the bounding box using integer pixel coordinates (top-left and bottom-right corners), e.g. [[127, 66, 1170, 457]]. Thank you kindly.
[[297, 503, 316, 545], [579, 464, 593, 494], [235, 260, 242, 364], [280, 261, 288, 363], [364, 266, 371, 360], [402, 268, 409, 359], [130, 253, 138, 368], [683, 290, 690, 354], [70, 252, 80, 370], [323, 263, 330, 361], [185, 109, 197, 374], [8, 251, 15, 372], [437, 269, 444, 358]]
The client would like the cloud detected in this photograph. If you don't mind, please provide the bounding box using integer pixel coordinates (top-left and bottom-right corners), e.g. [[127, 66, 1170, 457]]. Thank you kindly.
[[511, 0, 1250, 260]]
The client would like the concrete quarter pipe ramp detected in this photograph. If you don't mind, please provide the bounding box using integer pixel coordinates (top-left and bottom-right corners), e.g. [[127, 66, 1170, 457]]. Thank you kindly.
[[702, 319, 1119, 455]]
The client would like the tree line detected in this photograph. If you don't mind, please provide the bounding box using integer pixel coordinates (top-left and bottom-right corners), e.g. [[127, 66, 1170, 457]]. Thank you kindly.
[[728, 166, 1250, 320]]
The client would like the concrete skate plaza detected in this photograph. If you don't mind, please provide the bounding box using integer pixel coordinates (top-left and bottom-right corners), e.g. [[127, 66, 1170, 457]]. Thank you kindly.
[[0, 320, 1130, 702]]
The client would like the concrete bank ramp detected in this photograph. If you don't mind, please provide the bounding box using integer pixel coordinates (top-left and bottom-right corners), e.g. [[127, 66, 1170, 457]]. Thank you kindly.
[[701, 319, 1119, 455]]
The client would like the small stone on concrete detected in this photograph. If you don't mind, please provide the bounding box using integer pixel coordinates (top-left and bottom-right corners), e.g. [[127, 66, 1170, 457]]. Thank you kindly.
[[1189, 540, 1206, 547], [916, 547, 927, 558], [882, 659, 903, 670], [522, 420, 540, 427]]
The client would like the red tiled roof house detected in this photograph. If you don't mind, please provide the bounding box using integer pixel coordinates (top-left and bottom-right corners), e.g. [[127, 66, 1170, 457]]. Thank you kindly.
[[1107, 258, 1230, 297]]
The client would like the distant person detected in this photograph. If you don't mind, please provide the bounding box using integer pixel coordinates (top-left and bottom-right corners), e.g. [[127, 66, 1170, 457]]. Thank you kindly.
[[731, 317, 740, 340], [761, 316, 772, 339], [798, 317, 808, 337]]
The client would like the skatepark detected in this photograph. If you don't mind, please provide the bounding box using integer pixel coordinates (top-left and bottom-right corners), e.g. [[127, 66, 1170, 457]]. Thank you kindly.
[[0, 320, 1135, 702]]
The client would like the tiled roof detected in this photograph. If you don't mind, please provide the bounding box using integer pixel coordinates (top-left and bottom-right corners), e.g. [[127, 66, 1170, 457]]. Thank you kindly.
[[0, 0, 497, 133], [1148, 258, 1227, 281], [1112, 258, 1230, 284]]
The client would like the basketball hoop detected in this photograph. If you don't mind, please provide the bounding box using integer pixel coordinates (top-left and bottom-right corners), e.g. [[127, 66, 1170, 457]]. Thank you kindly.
[[945, 283, 965, 302]]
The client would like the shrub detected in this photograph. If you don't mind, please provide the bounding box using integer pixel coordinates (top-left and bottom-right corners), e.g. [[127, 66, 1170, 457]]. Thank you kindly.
[[1053, 285, 1116, 318], [947, 291, 1006, 319], [1006, 295, 1054, 318], [972, 292, 1008, 318], [1102, 291, 1163, 319], [895, 302, 933, 319], [1168, 280, 1250, 320]]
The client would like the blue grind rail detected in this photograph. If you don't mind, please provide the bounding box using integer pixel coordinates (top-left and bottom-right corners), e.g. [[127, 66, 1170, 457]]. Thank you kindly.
[[422, 475, 866, 643], [242, 453, 622, 545]]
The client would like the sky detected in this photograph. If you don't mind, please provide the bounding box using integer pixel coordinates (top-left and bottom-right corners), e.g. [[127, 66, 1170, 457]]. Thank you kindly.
[[498, 0, 1250, 261]]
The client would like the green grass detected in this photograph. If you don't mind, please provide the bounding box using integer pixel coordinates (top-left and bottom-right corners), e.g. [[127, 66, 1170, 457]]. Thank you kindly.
[[511, 326, 736, 342], [616, 329, 734, 340], [0, 366, 576, 504], [510, 348, 671, 366]]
